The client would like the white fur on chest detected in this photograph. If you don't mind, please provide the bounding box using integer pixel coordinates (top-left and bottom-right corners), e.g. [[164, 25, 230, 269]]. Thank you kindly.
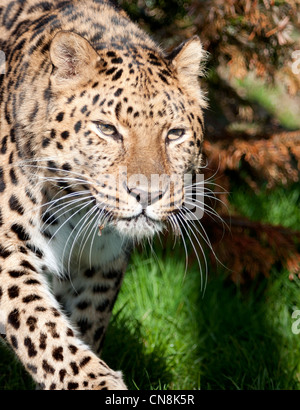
[[43, 208, 125, 276]]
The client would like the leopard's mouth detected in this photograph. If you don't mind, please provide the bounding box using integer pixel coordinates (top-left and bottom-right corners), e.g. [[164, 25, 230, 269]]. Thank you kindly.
[[117, 209, 156, 222], [107, 211, 164, 240]]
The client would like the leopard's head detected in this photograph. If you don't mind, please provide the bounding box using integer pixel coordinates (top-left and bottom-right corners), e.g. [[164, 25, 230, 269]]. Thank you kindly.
[[39, 31, 207, 240]]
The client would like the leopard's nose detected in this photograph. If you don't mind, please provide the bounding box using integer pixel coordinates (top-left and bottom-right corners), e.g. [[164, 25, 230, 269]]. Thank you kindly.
[[128, 187, 163, 208]]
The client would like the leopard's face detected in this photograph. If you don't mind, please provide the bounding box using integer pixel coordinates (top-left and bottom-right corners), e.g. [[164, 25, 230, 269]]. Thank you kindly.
[[39, 32, 206, 240]]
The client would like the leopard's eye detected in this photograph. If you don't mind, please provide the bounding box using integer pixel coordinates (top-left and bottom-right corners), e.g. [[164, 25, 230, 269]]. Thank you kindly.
[[167, 128, 186, 142], [95, 122, 118, 137]]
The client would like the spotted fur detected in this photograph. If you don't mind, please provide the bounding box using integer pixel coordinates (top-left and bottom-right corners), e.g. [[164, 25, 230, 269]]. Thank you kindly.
[[0, 0, 206, 390]]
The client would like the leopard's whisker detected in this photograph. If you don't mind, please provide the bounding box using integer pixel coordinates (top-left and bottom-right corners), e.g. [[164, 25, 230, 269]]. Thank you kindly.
[[166, 215, 179, 249], [77, 206, 105, 276], [184, 198, 224, 222], [48, 200, 94, 246], [169, 213, 189, 276], [58, 202, 98, 295], [176, 209, 207, 291], [185, 191, 229, 211], [182, 205, 228, 272], [6, 162, 90, 183], [36, 175, 92, 185], [179, 207, 209, 291], [88, 208, 108, 271], [10, 159, 93, 180], [184, 198, 230, 233], [41, 201, 92, 238], [41, 194, 92, 232], [15, 189, 90, 222], [65, 204, 98, 278], [185, 189, 228, 197]]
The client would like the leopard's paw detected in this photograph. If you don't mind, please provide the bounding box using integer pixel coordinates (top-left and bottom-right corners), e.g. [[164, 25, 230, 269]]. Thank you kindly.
[[94, 371, 127, 390]]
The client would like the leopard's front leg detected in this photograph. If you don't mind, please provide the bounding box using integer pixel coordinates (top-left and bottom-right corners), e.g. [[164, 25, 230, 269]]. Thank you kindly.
[[53, 261, 126, 355], [0, 254, 127, 390]]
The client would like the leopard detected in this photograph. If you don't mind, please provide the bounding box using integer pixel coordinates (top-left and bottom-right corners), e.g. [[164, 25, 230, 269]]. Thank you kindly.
[[0, 0, 206, 390]]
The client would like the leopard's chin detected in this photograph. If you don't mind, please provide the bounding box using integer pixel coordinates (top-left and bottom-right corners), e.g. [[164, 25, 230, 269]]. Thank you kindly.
[[112, 214, 164, 241]]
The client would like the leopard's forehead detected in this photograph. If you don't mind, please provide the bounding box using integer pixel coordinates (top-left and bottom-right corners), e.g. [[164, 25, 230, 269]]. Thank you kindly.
[[97, 46, 173, 88], [62, 45, 183, 101], [56, 47, 200, 132]]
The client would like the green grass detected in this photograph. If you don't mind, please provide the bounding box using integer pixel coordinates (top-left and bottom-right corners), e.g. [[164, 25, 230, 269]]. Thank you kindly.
[[230, 182, 300, 228], [104, 182, 300, 390], [1, 183, 300, 390], [103, 253, 300, 390]]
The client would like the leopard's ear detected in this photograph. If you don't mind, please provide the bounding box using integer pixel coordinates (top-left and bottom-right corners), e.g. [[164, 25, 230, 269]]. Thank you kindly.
[[169, 36, 206, 90], [50, 31, 101, 88]]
